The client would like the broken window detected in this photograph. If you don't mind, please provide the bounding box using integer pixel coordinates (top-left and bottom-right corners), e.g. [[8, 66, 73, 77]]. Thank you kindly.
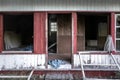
[[50, 22, 57, 32]]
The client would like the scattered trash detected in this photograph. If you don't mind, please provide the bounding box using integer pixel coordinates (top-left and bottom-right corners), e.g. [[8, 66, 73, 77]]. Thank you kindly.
[[20, 45, 33, 51], [48, 59, 69, 69], [104, 35, 115, 53]]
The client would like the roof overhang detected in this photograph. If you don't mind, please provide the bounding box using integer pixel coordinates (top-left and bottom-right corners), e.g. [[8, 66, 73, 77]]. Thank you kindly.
[[0, 0, 120, 12]]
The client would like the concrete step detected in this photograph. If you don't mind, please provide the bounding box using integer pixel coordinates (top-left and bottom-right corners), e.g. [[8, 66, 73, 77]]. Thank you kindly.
[[45, 73, 73, 80]]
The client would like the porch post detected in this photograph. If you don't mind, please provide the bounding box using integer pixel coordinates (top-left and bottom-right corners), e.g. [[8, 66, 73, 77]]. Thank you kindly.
[[34, 12, 47, 54], [111, 13, 115, 46], [0, 15, 3, 53], [72, 12, 77, 54]]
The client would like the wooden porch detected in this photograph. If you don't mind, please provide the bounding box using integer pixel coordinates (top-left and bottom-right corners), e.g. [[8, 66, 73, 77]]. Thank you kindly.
[[0, 51, 119, 79]]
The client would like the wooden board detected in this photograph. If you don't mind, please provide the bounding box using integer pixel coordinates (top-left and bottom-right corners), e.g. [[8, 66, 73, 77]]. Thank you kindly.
[[57, 14, 72, 54], [77, 16, 85, 51]]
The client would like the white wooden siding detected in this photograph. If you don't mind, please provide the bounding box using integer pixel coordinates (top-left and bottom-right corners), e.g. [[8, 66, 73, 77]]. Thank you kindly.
[[74, 54, 120, 68], [0, 54, 119, 70], [0, 54, 46, 70]]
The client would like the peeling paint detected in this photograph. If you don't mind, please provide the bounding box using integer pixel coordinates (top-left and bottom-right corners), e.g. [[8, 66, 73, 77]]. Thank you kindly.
[[0, 54, 46, 70], [74, 54, 120, 69]]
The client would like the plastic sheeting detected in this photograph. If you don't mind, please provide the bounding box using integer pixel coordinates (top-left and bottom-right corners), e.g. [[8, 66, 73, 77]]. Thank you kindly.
[[20, 45, 33, 51], [48, 59, 69, 69], [104, 35, 115, 52], [4, 31, 21, 50]]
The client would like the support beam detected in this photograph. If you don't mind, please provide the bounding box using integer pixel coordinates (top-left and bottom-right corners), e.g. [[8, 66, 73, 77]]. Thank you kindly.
[[72, 12, 77, 54], [34, 12, 47, 54], [111, 13, 115, 47], [0, 15, 3, 53]]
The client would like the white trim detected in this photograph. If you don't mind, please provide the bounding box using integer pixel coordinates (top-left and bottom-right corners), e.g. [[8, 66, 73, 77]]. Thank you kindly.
[[115, 14, 120, 51], [116, 26, 120, 28], [116, 38, 120, 40], [115, 14, 117, 49]]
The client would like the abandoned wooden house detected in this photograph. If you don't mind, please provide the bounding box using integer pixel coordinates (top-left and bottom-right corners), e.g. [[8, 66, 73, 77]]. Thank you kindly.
[[0, 0, 120, 80]]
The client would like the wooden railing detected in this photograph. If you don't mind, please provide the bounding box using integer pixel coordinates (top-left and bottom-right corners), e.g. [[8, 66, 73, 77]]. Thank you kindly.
[[78, 51, 120, 80]]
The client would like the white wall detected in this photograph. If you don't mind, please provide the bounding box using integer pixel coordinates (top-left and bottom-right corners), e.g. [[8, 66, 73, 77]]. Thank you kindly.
[[74, 54, 120, 68], [0, 53, 120, 70], [0, 54, 46, 70]]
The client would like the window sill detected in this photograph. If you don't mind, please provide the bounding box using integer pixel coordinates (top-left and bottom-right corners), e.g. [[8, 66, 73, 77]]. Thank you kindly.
[[2, 51, 32, 54]]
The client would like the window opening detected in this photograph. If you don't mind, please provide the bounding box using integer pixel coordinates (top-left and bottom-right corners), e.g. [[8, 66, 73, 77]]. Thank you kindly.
[[48, 14, 57, 53], [50, 22, 57, 32], [3, 14, 33, 52], [115, 15, 120, 51]]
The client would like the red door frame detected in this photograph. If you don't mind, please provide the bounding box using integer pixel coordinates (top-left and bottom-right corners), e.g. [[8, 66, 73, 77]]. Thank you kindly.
[[47, 12, 77, 54], [34, 12, 47, 54], [111, 13, 115, 47], [72, 12, 77, 54], [0, 15, 3, 53]]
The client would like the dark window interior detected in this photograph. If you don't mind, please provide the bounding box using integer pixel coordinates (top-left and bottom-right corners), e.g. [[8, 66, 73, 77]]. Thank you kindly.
[[48, 14, 57, 53], [85, 15, 108, 50], [85, 16, 107, 40], [4, 14, 33, 51]]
